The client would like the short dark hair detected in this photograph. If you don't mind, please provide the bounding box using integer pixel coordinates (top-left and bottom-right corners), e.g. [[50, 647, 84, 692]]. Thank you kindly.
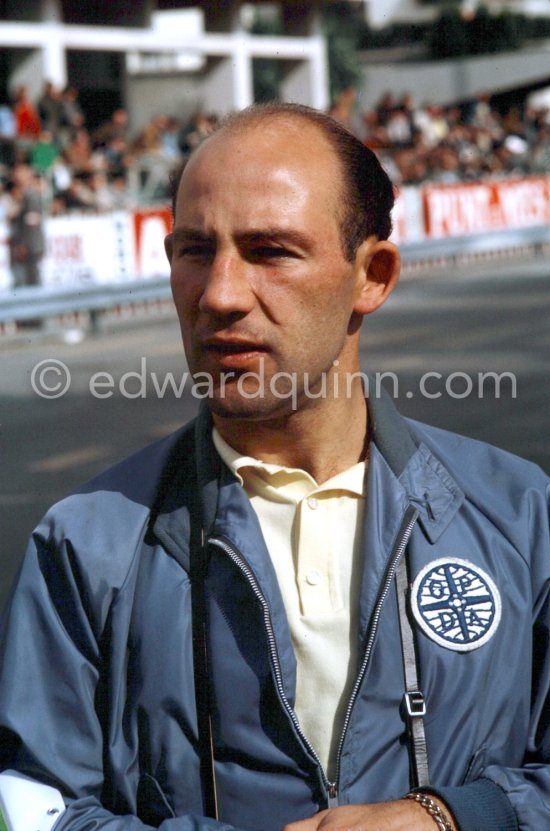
[[170, 103, 395, 261]]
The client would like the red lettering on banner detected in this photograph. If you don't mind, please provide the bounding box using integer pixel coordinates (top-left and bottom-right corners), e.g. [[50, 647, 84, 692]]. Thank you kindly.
[[498, 179, 550, 227], [424, 176, 550, 239], [424, 184, 493, 238], [50, 234, 84, 262], [133, 209, 172, 277]]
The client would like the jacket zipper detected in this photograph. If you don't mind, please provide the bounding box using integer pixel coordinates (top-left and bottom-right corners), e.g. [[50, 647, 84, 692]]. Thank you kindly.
[[332, 506, 419, 791], [207, 535, 332, 798], [208, 505, 418, 808]]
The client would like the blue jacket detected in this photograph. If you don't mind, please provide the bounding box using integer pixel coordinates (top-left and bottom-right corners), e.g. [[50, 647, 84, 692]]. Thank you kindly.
[[1, 392, 549, 831]]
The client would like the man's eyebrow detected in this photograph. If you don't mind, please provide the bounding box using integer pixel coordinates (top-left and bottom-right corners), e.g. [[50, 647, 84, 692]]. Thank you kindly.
[[236, 229, 311, 248], [171, 229, 214, 244], [171, 228, 312, 248]]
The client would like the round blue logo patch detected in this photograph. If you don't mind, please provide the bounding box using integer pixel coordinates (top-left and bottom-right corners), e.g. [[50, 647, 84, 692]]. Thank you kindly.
[[411, 558, 501, 652]]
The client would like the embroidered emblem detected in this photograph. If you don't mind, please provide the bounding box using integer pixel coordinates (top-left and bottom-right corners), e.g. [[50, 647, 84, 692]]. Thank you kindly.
[[411, 558, 501, 652]]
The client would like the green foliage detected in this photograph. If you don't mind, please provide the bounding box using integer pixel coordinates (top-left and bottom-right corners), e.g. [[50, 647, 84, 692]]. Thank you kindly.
[[531, 16, 550, 39], [320, 2, 364, 102], [250, 2, 365, 106], [253, 57, 283, 104], [354, 2, 550, 59], [428, 4, 547, 59], [497, 12, 525, 51], [429, 5, 470, 58], [468, 5, 500, 53], [250, 11, 283, 103], [357, 22, 431, 50], [324, 29, 363, 101]]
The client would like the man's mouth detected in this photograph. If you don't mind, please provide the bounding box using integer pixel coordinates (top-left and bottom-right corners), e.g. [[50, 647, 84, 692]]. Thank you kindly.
[[201, 338, 269, 368], [205, 341, 263, 354]]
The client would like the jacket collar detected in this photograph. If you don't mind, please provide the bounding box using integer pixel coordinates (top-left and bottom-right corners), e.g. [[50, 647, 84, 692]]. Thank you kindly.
[[368, 389, 464, 543], [153, 387, 464, 562]]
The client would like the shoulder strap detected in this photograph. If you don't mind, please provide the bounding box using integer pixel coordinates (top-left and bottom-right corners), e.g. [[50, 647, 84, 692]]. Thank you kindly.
[[396, 552, 430, 788]]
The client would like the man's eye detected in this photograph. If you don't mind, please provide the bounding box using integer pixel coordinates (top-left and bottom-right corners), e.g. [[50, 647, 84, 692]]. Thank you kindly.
[[251, 246, 292, 260]]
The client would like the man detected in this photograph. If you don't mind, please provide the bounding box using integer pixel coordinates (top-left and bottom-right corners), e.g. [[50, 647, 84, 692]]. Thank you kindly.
[[0, 104, 549, 831], [7, 164, 45, 289]]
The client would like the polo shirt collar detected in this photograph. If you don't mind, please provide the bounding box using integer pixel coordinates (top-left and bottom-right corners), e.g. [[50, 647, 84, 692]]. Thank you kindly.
[[212, 427, 366, 500]]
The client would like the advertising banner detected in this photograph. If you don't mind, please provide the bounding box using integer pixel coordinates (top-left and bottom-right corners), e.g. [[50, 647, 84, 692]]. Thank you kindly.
[[423, 176, 550, 239], [40, 213, 136, 289]]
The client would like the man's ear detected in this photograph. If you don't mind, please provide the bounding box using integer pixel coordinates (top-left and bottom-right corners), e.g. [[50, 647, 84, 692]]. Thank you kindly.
[[164, 233, 173, 264], [353, 238, 400, 316]]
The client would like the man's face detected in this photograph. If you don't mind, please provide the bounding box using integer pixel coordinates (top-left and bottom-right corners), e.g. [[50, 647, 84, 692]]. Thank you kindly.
[[167, 119, 371, 421]]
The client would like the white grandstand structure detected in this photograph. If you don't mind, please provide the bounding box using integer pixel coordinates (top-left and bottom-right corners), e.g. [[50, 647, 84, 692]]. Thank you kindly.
[[0, 1, 346, 126]]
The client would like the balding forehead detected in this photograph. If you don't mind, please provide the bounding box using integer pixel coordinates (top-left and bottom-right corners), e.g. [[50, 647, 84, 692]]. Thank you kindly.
[[175, 112, 348, 241], [190, 112, 339, 169]]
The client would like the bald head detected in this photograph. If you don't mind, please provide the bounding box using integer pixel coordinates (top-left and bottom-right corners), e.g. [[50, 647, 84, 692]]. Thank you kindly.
[[171, 103, 395, 262]]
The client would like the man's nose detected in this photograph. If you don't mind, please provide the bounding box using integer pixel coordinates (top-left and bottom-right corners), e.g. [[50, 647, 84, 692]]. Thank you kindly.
[[198, 252, 255, 316]]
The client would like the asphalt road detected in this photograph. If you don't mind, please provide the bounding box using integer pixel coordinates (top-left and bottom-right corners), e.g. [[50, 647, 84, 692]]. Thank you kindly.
[[1, 257, 549, 612]]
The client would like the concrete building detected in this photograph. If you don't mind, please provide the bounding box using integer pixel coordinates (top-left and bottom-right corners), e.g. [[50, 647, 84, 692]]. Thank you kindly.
[[363, 0, 550, 29], [359, 0, 550, 109], [0, 0, 332, 129], [360, 46, 550, 110]]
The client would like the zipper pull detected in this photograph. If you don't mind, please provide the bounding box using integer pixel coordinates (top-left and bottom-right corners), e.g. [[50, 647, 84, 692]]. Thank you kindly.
[[327, 784, 338, 809]]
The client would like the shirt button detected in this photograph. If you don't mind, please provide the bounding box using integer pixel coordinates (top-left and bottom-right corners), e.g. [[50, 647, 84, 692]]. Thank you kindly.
[[307, 497, 318, 510], [305, 569, 322, 586]]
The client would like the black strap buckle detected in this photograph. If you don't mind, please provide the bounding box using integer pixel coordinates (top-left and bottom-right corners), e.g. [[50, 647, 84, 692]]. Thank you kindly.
[[404, 690, 426, 718]]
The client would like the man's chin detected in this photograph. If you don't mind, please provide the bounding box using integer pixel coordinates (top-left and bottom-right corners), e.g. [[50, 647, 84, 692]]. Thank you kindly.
[[206, 393, 296, 422]]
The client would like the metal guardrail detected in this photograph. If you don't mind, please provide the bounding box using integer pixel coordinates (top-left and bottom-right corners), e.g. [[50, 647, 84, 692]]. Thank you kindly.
[[0, 277, 173, 327], [0, 225, 548, 330], [399, 223, 550, 264]]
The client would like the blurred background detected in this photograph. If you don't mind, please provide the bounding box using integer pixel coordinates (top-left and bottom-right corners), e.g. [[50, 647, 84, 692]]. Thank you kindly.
[[1, 0, 550, 219], [0, 0, 549, 611]]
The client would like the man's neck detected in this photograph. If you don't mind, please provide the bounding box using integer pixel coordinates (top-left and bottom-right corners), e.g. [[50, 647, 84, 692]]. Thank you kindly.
[[212, 391, 368, 485]]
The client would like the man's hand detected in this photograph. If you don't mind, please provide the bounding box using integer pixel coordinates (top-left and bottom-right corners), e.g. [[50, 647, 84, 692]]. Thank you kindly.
[[282, 797, 457, 831]]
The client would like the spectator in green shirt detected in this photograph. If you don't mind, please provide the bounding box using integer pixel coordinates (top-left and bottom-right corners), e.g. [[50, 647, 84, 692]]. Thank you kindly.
[[30, 130, 59, 175]]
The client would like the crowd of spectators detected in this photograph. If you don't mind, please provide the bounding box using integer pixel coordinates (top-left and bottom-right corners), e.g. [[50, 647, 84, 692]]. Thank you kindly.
[[0, 82, 221, 221], [0, 79, 549, 225], [359, 91, 550, 186]]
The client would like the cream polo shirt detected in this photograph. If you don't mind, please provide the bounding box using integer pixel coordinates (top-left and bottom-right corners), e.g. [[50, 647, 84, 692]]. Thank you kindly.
[[212, 428, 366, 781]]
